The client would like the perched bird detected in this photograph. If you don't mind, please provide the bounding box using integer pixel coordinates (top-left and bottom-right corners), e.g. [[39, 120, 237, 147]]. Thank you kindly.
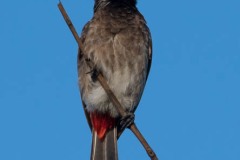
[[77, 0, 152, 159]]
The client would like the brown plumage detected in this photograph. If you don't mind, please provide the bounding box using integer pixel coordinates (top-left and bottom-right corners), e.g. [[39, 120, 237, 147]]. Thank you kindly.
[[77, 0, 152, 159]]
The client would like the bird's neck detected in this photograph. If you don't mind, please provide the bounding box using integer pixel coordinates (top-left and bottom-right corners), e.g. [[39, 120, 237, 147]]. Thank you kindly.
[[94, 0, 137, 12]]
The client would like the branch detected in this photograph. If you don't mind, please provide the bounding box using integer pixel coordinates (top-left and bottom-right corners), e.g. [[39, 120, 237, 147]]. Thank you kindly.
[[57, 2, 158, 160]]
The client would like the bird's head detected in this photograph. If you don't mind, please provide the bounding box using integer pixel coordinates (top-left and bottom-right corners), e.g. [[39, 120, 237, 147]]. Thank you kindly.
[[94, 0, 137, 6]]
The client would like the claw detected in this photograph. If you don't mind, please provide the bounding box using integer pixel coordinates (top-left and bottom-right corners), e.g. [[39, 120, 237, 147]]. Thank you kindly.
[[118, 113, 135, 131]]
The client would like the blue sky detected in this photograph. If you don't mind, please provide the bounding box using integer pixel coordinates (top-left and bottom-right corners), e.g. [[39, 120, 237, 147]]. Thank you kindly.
[[0, 0, 240, 160]]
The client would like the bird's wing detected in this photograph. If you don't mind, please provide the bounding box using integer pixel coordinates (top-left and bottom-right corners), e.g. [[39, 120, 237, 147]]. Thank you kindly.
[[78, 47, 93, 131], [146, 32, 152, 81], [81, 98, 92, 130], [77, 21, 93, 131]]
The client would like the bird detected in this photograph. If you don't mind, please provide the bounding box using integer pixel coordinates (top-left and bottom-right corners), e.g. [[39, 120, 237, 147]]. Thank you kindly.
[[77, 0, 152, 159]]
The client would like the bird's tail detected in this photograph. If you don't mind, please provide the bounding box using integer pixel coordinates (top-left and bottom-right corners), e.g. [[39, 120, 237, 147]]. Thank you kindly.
[[90, 112, 118, 160], [91, 127, 118, 160]]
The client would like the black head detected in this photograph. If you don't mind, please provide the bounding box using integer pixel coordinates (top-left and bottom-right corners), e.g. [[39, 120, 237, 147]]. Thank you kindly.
[[94, 0, 137, 10]]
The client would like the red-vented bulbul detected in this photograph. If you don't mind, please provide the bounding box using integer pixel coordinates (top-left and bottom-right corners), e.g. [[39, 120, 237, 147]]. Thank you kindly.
[[77, 0, 152, 159]]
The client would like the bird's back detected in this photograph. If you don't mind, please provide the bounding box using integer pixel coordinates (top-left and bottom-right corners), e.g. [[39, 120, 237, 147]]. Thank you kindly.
[[78, 1, 152, 118]]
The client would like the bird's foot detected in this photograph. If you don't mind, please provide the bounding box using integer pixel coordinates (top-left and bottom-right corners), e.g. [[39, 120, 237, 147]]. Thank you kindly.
[[118, 113, 135, 131], [86, 69, 99, 82]]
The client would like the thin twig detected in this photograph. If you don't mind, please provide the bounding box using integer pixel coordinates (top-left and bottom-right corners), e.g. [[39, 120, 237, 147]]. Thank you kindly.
[[57, 2, 158, 160]]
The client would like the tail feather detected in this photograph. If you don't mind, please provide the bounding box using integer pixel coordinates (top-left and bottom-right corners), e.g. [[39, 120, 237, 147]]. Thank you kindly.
[[91, 127, 118, 160]]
